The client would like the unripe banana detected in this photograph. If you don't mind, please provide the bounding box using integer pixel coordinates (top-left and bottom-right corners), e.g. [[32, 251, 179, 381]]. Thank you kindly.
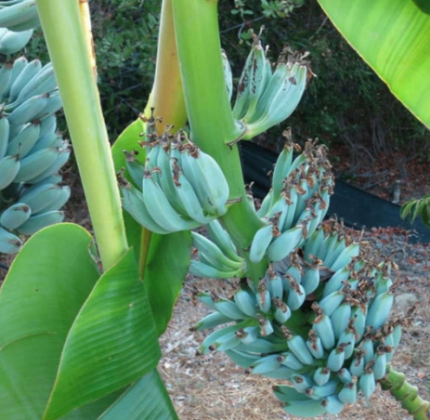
[[0, 1, 38, 30], [207, 220, 242, 263], [0, 154, 20, 189], [16, 210, 64, 235], [0, 28, 32, 54], [13, 146, 58, 183], [7, 93, 49, 125], [249, 223, 273, 263], [0, 115, 10, 159], [121, 185, 171, 235], [0, 202, 30, 230], [7, 121, 40, 157], [366, 291, 394, 332], [26, 146, 70, 184], [0, 62, 13, 98], [9, 59, 42, 102], [0, 226, 22, 253]]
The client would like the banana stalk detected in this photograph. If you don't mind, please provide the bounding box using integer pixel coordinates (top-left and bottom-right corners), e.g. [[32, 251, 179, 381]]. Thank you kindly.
[[171, 0, 267, 282], [35, 0, 128, 270], [381, 366, 430, 420]]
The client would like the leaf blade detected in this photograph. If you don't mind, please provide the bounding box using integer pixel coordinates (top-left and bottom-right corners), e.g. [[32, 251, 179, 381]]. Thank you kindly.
[[0, 224, 100, 420], [317, 0, 430, 129], [144, 231, 192, 336], [98, 369, 179, 420], [44, 249, 161, 420]]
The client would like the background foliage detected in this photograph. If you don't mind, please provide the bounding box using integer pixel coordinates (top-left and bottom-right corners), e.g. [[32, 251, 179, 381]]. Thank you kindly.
[[19, 0, 430, 156]]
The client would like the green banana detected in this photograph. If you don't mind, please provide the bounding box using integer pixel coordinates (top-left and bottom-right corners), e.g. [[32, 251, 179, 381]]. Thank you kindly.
[[313, 367, 331, 386], [0, 1, 38, 30], [13, 146, 58, 182], [249, 223, 273, 263], [0, 115, 10, 159], [34, 90, 62, 119], [234, 290, 257, 317], [38, 114, 56, 138], [174, 169, 213, 224], [0, 154, 20, 189], [19, 183, 62, 213], [213, 299, 246, 320], [0, 202, 30, 229], [327, 345, 346, 372], [365, 291, 394, 331], [242, 33, 268, 122], [193, 312, 232, 331], [9, 58, 41, 102], [330, 303, 351, 339], [338, 382, 357, 404], [0, 225, 21, 253], [16, 210, 63, 235], [14, 62, 55, 105], [121, 185, 171, 235], [192, 232, 242, 271], [7, 121, 40, 157], [181, 146, 229, 216], [7, 93, 49, 125], [267, 226, 303, 262], [142, 173, 200, 232], [321, 396, 344, 415], [207, 219, 242, 263], [189, 260, 242, 279], [0, 28, 32, 54], [252, 354, 283, 375], [0, 61, 13, 98], [358, 370, 375, 399], [26, 146, 70, 183]]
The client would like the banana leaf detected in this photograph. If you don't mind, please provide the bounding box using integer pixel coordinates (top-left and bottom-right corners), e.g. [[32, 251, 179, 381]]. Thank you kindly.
[[317, 0, 430, 129]]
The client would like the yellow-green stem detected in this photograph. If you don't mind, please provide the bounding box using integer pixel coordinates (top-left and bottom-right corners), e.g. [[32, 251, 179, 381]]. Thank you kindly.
[[171, 0, 267, 282], [139, 0, 188, 278], [36, 0, 128, 270], [381, 366, 430, 420]]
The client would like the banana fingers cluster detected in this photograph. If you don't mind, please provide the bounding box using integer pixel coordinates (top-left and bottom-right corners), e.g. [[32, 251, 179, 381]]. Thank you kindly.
[[250, 132, 334, 263], [189, 220, 246, 279], [194, 221, 405, 417], [0, 0, 40, 55], [121, 124, 230, 234], [0, 57, 69, 255], [232, 30, 309, 140]]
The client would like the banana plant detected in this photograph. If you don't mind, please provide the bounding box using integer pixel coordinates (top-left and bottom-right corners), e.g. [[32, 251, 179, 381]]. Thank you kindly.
[[0, 0, 429, 419]]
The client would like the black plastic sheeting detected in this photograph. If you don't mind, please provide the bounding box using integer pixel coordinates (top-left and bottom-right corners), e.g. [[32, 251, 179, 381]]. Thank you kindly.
[[239, 141, 430, 244]]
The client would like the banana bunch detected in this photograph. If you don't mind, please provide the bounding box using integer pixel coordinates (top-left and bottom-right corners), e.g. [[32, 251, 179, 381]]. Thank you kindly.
[[189, 220, 246, 279], [250, 133, 334, 264], [0, 1, 40, 55], [121, 126, 230, 234], [232, 30, 309, 140], [0, 57, 70, 255], [193, 221, 405, 417]]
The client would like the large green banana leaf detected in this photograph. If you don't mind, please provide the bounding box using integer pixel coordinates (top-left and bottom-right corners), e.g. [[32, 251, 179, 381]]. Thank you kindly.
[[0, 223, 179, 420], [317, 0, 430, 129]]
